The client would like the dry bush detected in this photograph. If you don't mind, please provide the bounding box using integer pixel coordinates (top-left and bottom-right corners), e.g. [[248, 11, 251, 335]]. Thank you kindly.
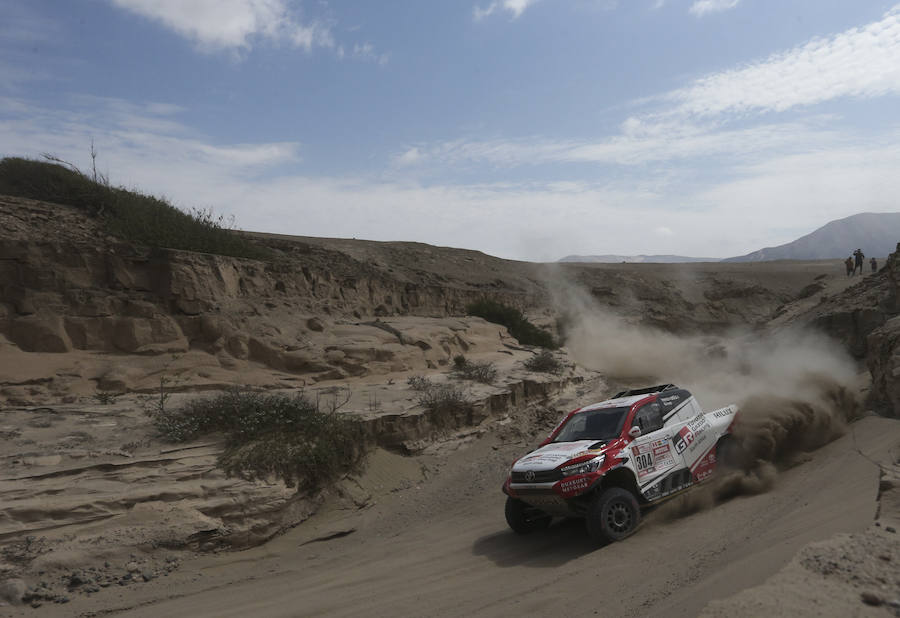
[[407, 375, 432, 391], [151, 388, 366, 491], [524, 349, 564, 374], [451, 355, 498, 384]]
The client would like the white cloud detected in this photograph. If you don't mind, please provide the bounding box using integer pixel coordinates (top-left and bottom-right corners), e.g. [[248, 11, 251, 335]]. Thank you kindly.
[[352, 42, 390, 66], [408, 119, 838, 168], [0, 95, 300, 182], [671, 5, 900, 116], [429, 5, 900, 171], [394, 147, 423, 166], [474, 0, 540, 21], [689, 0, 739, 17], [4, 94, 897, 261], [108, 0, 334, 52]]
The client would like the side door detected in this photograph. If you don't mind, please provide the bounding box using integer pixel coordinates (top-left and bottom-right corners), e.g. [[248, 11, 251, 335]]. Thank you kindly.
[[628, 402, 682, 493]]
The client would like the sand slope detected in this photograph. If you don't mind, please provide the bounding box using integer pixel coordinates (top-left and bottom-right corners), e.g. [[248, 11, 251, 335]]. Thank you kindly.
[[9, 414, 892, 618]]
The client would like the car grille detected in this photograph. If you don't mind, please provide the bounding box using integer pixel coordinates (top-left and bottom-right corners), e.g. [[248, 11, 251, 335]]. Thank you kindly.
[[511, 470, 562, 483]]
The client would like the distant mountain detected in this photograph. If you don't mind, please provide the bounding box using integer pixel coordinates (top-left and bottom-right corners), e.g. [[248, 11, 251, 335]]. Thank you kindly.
[[558, 254, 718, 263], [724, 212, 900, 262]]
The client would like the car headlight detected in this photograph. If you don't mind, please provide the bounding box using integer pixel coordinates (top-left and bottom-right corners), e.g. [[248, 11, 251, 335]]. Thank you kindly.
[[560, 455, 604, 477]]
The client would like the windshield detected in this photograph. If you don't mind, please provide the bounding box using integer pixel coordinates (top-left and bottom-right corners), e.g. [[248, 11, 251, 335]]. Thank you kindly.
[[552, 407, 629, 443]]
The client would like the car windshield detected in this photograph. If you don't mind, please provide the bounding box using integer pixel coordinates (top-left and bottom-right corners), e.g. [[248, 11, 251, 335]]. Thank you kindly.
[[552, 407, 629, 443]]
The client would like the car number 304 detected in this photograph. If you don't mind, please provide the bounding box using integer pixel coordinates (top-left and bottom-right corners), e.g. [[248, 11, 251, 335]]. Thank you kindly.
[[635, 452, 654, 470]]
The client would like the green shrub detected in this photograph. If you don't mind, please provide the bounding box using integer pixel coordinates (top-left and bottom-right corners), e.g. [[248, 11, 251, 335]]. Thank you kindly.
[[450, 355, 498, 384], [466, 299, 557, 349], [0, 157, 267, 260], [151, 389, 366, 491], [524, 349, 564, 374]]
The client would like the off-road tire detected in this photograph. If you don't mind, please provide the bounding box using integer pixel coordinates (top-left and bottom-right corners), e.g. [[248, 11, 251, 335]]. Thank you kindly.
[[586, 487, 640, 543], [505, 497, 551, 534]]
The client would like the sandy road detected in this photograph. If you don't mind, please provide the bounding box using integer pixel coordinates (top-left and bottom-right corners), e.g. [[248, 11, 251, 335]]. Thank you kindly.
[[36, 416, 896, 618]]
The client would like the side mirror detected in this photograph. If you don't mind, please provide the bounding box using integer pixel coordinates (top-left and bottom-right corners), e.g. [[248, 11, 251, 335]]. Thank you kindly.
[[628, 426, 641, 439]]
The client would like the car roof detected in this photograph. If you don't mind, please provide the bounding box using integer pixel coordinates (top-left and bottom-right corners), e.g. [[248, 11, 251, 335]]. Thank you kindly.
[[579, 394, 650, 412], [576, 384, 691, 414]]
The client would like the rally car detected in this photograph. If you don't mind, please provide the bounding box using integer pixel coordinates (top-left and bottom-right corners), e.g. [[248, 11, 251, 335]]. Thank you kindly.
[[502, 384, 739, 543]]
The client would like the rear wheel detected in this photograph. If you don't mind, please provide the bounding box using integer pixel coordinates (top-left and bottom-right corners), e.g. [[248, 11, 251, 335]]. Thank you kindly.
[[586, 487, 640, 543], [505, 497, 552, 534], [717, 436, 750, 472]]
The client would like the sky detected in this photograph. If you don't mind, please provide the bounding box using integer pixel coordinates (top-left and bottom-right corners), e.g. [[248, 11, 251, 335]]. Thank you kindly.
[[2, 0, 900, 261]]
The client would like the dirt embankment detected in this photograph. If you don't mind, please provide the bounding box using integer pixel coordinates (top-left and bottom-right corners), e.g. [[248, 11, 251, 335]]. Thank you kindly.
[[0, 194, 851, 405], [792, 242, 900, 417]]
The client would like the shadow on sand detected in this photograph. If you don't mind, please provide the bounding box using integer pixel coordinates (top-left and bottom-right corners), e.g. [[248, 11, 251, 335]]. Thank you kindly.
[[471, 518, 604, 568]]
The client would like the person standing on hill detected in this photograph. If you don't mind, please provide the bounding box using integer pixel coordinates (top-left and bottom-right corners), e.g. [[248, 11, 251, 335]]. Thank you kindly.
[[845, 256, 854, 277], [854, 249, 865, 275], [871, 257, 878, 273]]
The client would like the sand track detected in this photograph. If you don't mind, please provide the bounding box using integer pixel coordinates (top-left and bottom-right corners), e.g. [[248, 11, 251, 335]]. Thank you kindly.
[[19, 415, 894, 618]]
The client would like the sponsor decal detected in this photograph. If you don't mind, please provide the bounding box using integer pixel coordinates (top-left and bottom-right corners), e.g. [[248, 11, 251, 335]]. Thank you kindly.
[[632, 439, 675, 478], [557, 476, 590, 496], [641, 469, 692, 501], [673, 426, 694, 454], [692, 448, 717, 482], [684, 419, 711, 459], [712, 407, 735, 419], [521, 453, 568, 465], [673, 416, 712, 458]]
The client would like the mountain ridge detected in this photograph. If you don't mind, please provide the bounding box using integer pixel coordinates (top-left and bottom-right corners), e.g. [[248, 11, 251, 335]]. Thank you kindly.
[[723, 212, 900, 262]]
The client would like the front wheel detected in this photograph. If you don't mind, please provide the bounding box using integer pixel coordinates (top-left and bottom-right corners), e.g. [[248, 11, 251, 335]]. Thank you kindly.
[[505, 497, 551, 534], [586, 488, 640, 543]]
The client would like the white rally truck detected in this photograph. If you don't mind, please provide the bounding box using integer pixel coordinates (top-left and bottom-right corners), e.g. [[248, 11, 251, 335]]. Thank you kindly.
[[502, 384, 739, 543]]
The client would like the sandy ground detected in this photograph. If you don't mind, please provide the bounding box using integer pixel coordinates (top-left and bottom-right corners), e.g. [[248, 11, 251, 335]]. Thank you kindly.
[[5, 411, 894, 618]]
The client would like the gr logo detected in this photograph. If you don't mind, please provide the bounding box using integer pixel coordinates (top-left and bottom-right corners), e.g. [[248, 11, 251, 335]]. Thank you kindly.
[[673, 426, 694, 454]]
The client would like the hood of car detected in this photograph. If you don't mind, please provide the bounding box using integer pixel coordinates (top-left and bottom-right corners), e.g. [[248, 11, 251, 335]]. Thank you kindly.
[[512, 440, 606, 472]]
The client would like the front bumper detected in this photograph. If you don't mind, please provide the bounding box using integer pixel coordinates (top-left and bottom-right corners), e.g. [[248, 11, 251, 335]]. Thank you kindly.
[[504, 472, 601, 515]]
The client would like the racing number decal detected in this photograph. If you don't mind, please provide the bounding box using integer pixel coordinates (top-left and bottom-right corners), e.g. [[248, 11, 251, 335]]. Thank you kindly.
[[635, 451, 654, 472], [633, 440, 675, 478]]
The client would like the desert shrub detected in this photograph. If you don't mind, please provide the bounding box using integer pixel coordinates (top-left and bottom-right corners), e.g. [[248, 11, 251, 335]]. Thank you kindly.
[[416, 383, 471, 418], [93, 391, 118, 405], [151, 389, 366, 491], [0, 157, 267, 260], [450, 355, 498, 384], [466, 299, 557, 349], [407, 375, 432, 391], [524, 349, 564, 374]]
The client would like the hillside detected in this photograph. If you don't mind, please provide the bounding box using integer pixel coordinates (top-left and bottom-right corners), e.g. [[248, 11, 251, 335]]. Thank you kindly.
[[558, 254, 718, 263], [725, 212, 900, 262]]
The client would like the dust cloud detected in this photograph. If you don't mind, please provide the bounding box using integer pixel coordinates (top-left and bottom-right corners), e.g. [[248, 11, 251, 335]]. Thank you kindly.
[[545, 272, 864, 514]]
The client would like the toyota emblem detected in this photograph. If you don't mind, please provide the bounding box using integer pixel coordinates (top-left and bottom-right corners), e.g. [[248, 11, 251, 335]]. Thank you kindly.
[[524, 470, 535, 482]]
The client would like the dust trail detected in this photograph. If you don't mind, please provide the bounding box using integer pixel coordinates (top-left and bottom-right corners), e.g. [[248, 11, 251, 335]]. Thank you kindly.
[[543, 270, 864, 516]]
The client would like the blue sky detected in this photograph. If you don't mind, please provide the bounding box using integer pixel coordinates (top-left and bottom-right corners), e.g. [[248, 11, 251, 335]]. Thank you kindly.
[[2, 0, 899, 260]]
